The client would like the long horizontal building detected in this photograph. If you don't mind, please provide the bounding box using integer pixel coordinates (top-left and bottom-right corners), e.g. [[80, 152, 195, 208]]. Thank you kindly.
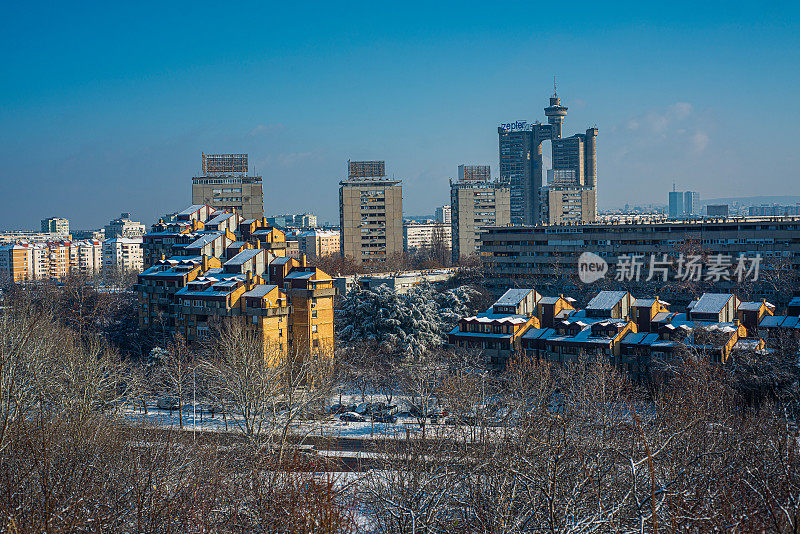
[[479, 217, 800, 305]]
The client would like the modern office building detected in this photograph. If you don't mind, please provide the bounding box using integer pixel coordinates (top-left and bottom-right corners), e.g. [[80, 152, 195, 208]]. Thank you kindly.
[[339, 160, 403, 264], [41, 217, 69, 236], [498, 91, 597, 225], [450, 166, 511, 262], [668, 190, 700, 219], [435, 205, 452, 225], [192, 153, 264, 219], [105, 213, 146, 238]]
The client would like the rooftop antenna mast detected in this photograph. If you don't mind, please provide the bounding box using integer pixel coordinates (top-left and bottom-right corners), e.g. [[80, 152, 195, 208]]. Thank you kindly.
[[553, 76, 557, 97]]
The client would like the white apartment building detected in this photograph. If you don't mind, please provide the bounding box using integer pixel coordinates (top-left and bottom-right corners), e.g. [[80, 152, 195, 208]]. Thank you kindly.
[[403, 222, 452, 252], [103, 237, 144, 273]]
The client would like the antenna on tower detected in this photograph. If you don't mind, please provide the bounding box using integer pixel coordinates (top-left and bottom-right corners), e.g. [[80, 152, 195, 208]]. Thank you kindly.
[[553, 76, 557, 97]]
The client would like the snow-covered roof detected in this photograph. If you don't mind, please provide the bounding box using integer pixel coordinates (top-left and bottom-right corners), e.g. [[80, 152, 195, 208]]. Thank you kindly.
[[522, 328, 556, 340], [271, 257, 292, 265], [463, 312, 528, 324], [177, 205, 209, 215], [494, 288, 534, 307], [186, 232, 223, 249], [242, 284, 278, 298], [759, 315, 785, 328], [738, 301, 774, 311], [538, 296, 564, 305], [586, 291, 627, 310], [633, 298, 670, 307], [205, 212, 235, 226], [691, 293, 734, 315], [225, 248, 261, 266], [652, 311, 674, 322]]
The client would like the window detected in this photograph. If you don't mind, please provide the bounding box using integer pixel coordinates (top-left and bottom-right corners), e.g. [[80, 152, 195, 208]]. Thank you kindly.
[[311, 310, 317, 319], [252, 315, 258, 324], [312, 325, 318, 333]]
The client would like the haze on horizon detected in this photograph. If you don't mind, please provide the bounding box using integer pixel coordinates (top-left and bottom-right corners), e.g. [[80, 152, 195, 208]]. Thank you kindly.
[[1, 1, 798, 230]]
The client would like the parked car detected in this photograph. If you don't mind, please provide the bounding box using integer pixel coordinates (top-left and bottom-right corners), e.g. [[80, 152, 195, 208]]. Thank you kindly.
[[157, 397, 180, 410], [339, 412, 366, 422], [328, 403, 355, 414], [373, 412, 397, 423]]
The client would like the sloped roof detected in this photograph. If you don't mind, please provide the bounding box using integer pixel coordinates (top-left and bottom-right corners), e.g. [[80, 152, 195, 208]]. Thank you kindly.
[[242, 284, 278, 298], [738, 301, 773, 311], [691, 293, 734, 315], [225, 248, 261, 266], [586, 291, 627, 310], [494, 288, 534, 307]]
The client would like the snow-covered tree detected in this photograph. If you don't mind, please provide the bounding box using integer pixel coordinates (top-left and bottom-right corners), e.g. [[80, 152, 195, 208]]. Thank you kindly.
[[336, 283, 480, 357]]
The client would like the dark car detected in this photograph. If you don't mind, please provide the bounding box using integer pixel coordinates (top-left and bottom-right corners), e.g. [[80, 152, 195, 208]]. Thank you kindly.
[[340, 412, 366, 422], [372, 412, 398, 423]]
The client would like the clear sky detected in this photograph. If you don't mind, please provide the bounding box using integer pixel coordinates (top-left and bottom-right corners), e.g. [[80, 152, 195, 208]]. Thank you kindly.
[[1, 1, 798, 229]]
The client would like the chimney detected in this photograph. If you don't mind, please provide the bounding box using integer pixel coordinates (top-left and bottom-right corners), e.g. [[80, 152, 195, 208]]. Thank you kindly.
[[246, 270, 254, 290], [301, 254, 307, 268], [202, 253, 209, 272], [256, 239, 262, 250]]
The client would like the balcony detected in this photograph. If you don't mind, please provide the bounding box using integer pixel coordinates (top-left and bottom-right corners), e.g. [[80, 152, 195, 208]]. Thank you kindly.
[[245, 305, 291, 317]]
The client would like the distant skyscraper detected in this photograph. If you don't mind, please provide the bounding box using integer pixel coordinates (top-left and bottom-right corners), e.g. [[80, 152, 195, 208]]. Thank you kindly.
[[435, 205, 452, 225], [339, 160, 403, 264], [668, 190, 700, 219], [499, 91, 597, 225], [668, 191, 685, 219], [192, 153, 264, 219], [684, 191, 700, 217]]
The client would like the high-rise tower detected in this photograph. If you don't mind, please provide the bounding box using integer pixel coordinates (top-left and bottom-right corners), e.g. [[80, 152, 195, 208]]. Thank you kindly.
[[499, 90, 597, 226]]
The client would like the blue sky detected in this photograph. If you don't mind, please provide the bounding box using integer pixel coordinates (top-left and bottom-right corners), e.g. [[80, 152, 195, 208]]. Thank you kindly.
[[1, 1, 798, 229]]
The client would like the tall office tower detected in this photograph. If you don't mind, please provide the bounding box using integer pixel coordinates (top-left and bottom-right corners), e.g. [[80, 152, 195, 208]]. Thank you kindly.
[[499, 91, 598, 225], [684, 191, 700, 217], [668, 190, 700, 219], [450, 168, 511, 262], [435, 205, 452, 225], [668, 191, 684, 219], [458, 164, 491, 183], [192, 153, 264, 219], [41, 217, 69, 236], [339, 160, 403, 264]]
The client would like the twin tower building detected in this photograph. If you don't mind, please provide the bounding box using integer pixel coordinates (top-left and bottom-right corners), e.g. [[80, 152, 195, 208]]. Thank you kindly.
[[339, 92, 598, 264]]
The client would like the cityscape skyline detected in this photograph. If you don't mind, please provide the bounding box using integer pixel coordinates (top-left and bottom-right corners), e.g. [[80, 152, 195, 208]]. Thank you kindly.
[[1, 1, 799, 230]]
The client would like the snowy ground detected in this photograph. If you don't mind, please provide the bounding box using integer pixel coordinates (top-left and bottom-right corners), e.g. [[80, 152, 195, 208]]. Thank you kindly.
[[122, 397, 429, 441]]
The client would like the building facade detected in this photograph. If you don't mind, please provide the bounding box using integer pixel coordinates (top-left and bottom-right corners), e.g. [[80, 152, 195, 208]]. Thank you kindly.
[[297, 230, 340, 258], [479, 217, 800, 304], [403, 222, 452, 252], [435, 205, 452, 225], [339, 160, 403, 264], [498, 93, 597, 225], [41, 217, 69, 236], [450, 173, 510, 262], [192, 153, 264, 219], [105, 213, 146, 238], [103, 237, 144, 273]]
